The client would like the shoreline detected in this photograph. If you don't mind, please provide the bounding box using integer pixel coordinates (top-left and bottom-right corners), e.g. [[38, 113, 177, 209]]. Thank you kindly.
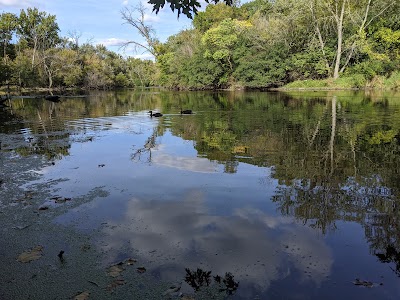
[[1, 82, 399, 96]]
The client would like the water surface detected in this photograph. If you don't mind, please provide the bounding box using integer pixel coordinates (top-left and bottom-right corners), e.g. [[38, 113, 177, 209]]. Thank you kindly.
[[1, 90, 400, 299]]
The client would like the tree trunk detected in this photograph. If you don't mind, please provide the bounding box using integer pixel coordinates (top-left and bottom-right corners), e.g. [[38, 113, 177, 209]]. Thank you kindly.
[[3, 41, 6, 61], [32, 38, 37, 68], [44, 62, 53, 90], [333, 1, 345, 80]]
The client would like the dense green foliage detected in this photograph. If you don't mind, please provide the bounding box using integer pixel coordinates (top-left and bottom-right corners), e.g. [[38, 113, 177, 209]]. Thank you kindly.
[[158, 0, 400, 89], [1, 0, 400, 91], [0, 8, 157, 91]]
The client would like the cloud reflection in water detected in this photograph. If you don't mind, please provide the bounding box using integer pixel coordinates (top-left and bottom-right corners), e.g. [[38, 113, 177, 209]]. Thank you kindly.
[[144, 143, 218, 173], [152, 152, 218, 173], [100, 190, 333, 293]]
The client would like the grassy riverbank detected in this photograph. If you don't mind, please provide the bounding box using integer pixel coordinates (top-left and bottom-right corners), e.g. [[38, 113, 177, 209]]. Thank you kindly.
[[281, 72, 400, 90]]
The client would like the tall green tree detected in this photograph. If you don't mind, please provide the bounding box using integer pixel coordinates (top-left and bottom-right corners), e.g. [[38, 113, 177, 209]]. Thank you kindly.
[[307, 0, 399, 79], [0, 12, 18, 61], [202, 18, 251, 85], [127, 58, 158, 87], [193, 3, 245, 32], [17, 7, 60, 68]]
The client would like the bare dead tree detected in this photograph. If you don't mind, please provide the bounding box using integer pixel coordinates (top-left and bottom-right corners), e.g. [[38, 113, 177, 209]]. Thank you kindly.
[[121, 3, 160, 58], [67, 29, 82, 49]]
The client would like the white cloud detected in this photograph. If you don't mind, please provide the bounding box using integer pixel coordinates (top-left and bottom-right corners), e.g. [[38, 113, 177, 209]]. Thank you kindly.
[[0, 0, 36, 7], [95, 37, 128, 47], [143, 13, 160, 23], [0, 0, 20, 5], [122, 0, 129, 5]]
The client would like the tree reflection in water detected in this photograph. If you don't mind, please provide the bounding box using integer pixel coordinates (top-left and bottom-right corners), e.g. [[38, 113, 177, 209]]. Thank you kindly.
[[265, 94, 400, 279], [366, 212, 400, 277], [184, 268, 239, 295], [131, 128, 158, 164], [375, 244, 400, 277]]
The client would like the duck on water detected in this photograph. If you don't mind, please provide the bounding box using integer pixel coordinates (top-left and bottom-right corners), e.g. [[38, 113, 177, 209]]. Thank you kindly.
[[148, 110, 163, 117], [180, 109, 192, 114], [45, 95, 61, 102]]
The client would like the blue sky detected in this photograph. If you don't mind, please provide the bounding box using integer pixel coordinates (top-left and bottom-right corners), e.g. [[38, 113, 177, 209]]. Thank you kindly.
[[0, 0, 194, 59]]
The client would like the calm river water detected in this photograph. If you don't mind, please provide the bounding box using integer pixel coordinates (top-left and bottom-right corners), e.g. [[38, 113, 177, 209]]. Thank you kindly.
[[1, 89, 400, 299]]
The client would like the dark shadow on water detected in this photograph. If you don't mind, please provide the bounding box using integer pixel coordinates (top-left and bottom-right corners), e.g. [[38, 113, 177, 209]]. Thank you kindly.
[[184, 267, 239, 295], [375, 245, 400, 277]]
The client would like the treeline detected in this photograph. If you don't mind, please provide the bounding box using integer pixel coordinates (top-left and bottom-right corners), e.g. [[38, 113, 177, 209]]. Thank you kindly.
[[1, 0, 400, 91], [0, 8, 157, 91], [157, 0, 400, 89]]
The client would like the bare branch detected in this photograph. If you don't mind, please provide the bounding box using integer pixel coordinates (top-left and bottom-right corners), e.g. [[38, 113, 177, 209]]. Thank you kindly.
[[67, 29, 82, 48], [120, 3, 159, 58], [365, 0, 397, 29]]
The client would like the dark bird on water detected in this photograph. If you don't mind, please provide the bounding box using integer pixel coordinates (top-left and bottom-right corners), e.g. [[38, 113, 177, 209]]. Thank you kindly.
[[180, 109, 192, 114], [149, 110, 163, 117], [58, 250, 65, 262], [45, 95, 60, 102]]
